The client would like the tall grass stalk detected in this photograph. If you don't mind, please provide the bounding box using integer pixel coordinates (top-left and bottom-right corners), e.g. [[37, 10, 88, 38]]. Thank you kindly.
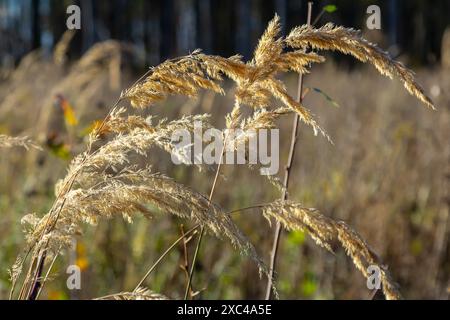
[[265, 2, 313, 300]]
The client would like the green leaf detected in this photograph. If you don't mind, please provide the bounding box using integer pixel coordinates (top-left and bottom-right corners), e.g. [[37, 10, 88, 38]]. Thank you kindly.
[[288, 230, 306, 246], [301, 273, 318, 297], [48, 143, 71, 160], [323, 4, 338, 13], [311, 87, 340, 108]]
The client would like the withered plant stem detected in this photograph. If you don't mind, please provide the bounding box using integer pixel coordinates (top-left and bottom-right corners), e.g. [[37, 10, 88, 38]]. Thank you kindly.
[[184, 132, 229, 300], [134, 225, 199, 291], [265, 2, 313, 300]]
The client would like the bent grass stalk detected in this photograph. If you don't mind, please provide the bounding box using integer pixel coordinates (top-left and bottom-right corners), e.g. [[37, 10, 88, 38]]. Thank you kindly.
[[134, 226, 199, 292], [184, 130, 229, 300]]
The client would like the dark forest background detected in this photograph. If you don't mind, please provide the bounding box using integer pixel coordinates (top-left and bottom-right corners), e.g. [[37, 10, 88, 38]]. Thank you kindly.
[[1, 0, 449, 68]]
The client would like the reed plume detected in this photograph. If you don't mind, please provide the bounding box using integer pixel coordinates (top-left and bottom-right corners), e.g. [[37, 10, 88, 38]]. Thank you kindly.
[[286, 23, 435, 110], [262, 200, 401, 300], [0, 135, 41, 150]]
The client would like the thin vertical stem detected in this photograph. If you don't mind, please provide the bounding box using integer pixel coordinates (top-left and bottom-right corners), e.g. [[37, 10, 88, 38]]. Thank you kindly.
[[184, 226, 205, 299], [184, 132, 228, 299], [265, 2, 313, 300]]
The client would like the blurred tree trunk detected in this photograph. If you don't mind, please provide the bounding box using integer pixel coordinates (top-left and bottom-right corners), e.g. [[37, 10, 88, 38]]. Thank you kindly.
[[160, 0, 175, 59], [110, 0, 130, 40], [143, 0, 161, 66], [176, 0, 196, 55], [235, 0, 251, 59], [197, 0, 212, 53], [49, 0, 66, 46], [31, 0, 41, 50], [81, 0, 95, 52]]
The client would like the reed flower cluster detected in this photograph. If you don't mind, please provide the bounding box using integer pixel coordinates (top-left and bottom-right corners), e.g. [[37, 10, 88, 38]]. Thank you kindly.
[[0, 134, 41, 150]]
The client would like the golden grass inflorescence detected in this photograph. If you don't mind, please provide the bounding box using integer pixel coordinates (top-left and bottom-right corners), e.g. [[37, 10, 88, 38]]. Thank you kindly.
[[94, 287, 168, 300]]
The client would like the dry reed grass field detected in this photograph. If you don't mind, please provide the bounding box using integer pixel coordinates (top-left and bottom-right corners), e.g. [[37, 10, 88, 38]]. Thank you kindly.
[[0, 15, 448, 300]]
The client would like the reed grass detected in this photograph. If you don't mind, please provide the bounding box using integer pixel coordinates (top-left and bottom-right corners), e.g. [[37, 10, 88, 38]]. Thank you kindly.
[[0, 135, 41, 150], [10, 14, 435, 300]]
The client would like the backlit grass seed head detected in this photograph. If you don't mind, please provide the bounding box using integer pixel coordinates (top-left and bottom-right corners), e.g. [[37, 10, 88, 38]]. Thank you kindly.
[[29, 157, 266, 275], [0, 135, 41, 150], [286, 23, 435, 110], [262, 200, 402, 300]]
